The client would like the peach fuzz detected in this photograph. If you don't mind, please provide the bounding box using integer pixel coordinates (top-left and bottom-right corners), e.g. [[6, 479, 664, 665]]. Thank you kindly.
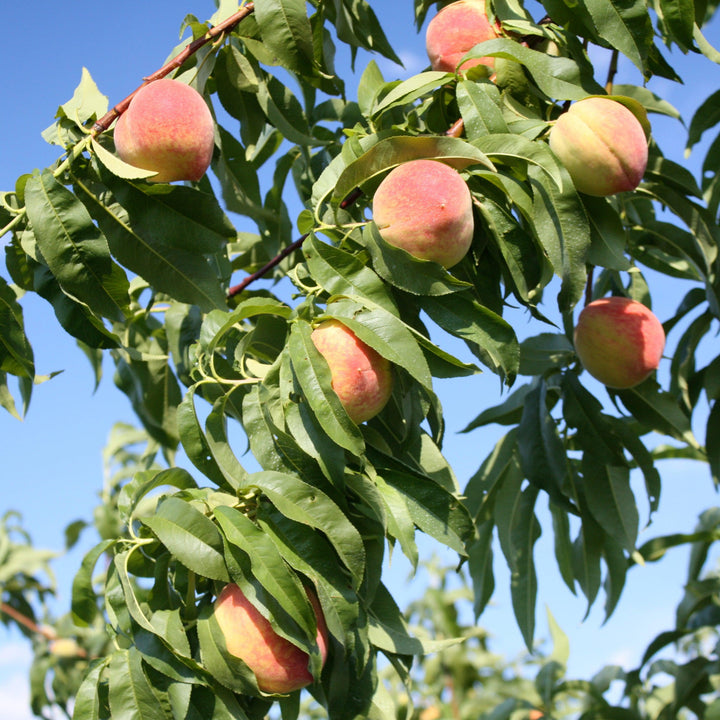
[[114, 78, 214, 183], [372, 159, 474, 269], [310, 319, 393, 424], [549, 97, 648, 197], [425, 0, 500, 73], [214, 583, 329, 694], [574, 296, 665, 389]]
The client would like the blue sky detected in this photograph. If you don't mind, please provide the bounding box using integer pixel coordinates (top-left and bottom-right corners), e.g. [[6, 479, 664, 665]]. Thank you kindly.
[[2, 2, 720, 719]]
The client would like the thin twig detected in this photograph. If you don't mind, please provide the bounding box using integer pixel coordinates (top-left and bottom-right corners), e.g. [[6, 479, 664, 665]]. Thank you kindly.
[[446, 118, 465, 138], [0, 601, 54, 640], [227, 234, 308, 298], [605, 48, 619, 94], [585, 265, 595, 306], [91, 3, 255, 136]]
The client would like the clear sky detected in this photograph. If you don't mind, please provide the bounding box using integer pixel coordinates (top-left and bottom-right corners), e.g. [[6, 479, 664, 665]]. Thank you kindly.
[[1, 2, 720, 719]]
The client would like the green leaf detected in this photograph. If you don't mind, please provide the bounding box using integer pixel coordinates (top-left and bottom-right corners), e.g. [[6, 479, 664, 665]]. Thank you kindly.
[[551, 502, 577, 594], [214, 506, 319, 643], [371, 71, 451, 117], [707, 401, 720, 485], [331, 0, 402, 66], [0, 276, 34, 380], [495, 477, 541, 649], [464, 430, 521, 522], [57, 67, 108, 127], [256, 75, 321, 147], [359, 223, 472, 297], [302, 233, 398, 315], [251, 471, 367, 588], [582, 459, 639, 553], [77, 173, 228, 312], [25, 170, 130, 321], [92, 137, 159, 180], [177, 387, 232, 490], [253, 0, 314, 74], [278, 354, 347, 487], [456, 80, 509, 140], [460, 38, 604, 99], [143, 496, 229, 582], [108, 648, 173, 720], [202, 392, 250, 491], [687, 88, 720, 152], [373, 473, 418, 570], [468, 521, 496, 617], [461, 384, 534, 432], [196, 607, 259, 695], [474, 134, 565, 189], [72, 539, 116, 626], [518, 333, 575, 377], [517, 380, 576, 513], [581, 0, 653, 75], [34, 264, 120, 348], [528, 165, 590, 311], [256, 507, 361, 644], [381, 469, 474, 557], [332, 135, 494, 205], [288, 321, 366, 455], [71, 657, 110, 720], [320, 298, 433, 391], [583, 196, 631, 271], [420, 292, 520, 383], [116, 467, 198, 524], [369, 582, 464, 655], [615, 380, 700, 449], [113, 351, 181, 450], [572, 512, 604, 614], [476, 198, 547, 305]]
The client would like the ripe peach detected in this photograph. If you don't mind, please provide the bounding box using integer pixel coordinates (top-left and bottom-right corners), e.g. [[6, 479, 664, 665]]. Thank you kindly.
[[372, 159, 474, 269], [426, 0, 500, 74], [549, 97, 648, 197], [214, 583, 329, 694], [574, 296, 665, 389], [113, 78, 214, 183], [310, 319, 393, 424]]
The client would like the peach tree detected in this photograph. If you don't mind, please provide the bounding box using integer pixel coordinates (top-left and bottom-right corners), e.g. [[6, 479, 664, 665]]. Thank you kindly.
[[2, 0, 720, 718]]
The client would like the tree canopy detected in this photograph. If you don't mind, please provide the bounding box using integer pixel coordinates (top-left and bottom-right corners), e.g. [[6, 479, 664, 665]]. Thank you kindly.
[[2, 0, 720, 718]]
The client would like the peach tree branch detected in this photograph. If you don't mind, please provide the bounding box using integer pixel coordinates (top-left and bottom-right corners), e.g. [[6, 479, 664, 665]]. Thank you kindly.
[[92, 3, 255, 136]]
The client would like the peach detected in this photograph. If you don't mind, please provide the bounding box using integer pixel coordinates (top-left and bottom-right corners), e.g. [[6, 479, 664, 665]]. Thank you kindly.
[[310, 319, 393, 424], [372, 159, 474, 268], [574, 296, 665, 389], [549, 97, 648, 196], [425, 0, 500, 74], [113, 78, 214, 183], [214, 583, 329, 694]]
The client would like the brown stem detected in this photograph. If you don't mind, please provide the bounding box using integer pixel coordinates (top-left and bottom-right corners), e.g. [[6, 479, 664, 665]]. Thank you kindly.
[[446, 118, 465, 138], [585, 265, 595, 306], [340, 187, 364, 209], [605, 48, 619, 94], [91, 3, 255, 136], [0, 601, 54, 640], [227, 234, 308, 298]]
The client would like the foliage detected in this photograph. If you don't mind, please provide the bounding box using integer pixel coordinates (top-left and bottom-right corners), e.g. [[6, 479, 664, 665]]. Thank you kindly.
[[2, 0, 720, 717]]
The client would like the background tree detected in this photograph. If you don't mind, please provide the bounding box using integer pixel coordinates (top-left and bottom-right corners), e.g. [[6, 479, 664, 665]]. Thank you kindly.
[[1, 0, 720, 718]]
